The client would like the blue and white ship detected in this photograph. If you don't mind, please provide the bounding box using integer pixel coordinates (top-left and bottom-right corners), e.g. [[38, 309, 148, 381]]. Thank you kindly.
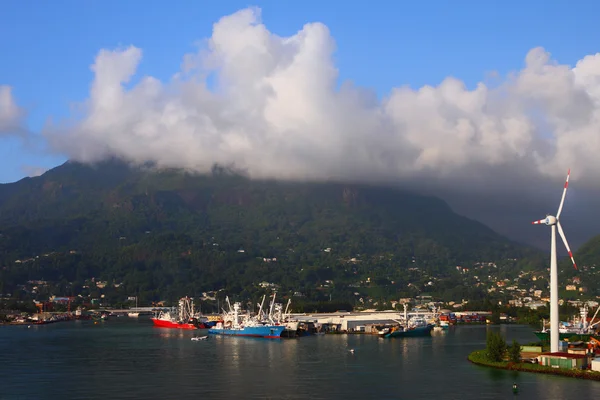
[[208, 298, 285, 339]]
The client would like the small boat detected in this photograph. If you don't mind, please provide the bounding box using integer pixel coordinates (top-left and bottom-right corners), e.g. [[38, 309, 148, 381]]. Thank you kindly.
[[191, 336, 208, 341], [128, 296, 140, 317]]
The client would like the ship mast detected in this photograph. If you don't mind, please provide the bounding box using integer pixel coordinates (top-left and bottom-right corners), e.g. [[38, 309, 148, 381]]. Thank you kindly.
[[284, 299, 291, 319], [257, 295, 266, 321], [233, 302, 240, 329], [226, 296, 232, 313], [269, 292, 277, 324]]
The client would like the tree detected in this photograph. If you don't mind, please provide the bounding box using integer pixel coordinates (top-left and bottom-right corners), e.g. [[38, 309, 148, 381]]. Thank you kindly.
[[486, 331, 507, 362], [508, 340, 521, 363], [490, 311, 501, 324]]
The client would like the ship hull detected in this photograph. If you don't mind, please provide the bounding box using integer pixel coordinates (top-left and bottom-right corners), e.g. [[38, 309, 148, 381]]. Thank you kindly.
[[384, 324, 434, 338], [533, 331, 598, 342], [208, 325, 286, 339], [151, 318, 198, 330]]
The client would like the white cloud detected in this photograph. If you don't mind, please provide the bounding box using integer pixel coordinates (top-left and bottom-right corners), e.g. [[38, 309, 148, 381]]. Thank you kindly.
[[42, 7, 600, 197], [21, 165, 48, 178], [0, 85, 26, 135]]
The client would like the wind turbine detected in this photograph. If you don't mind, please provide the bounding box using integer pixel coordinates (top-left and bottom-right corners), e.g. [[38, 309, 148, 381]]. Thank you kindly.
[[532, 169, 577, 353]]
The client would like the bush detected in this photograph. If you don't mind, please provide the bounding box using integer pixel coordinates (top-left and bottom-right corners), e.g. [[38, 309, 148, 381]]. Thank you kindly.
[[486, 331, 507, 362], [508, 340, 521, 363]]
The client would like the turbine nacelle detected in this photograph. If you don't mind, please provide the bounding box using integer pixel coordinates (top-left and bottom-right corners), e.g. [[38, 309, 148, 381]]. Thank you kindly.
[[532, 215, 557, 226]]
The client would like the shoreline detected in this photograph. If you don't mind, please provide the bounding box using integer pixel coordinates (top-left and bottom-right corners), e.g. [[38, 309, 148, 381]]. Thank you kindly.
[[468, 350, 600, 381]]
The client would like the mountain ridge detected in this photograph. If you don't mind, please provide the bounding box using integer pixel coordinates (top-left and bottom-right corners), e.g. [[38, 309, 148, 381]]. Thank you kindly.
[[0, 160, 545, 302]]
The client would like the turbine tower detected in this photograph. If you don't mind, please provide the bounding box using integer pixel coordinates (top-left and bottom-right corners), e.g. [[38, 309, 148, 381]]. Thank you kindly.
[[532, 169, 577, 353]]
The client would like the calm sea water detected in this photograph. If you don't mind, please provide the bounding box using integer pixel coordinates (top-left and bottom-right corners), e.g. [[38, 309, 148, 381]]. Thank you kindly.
[[1, 318, 599, 399]]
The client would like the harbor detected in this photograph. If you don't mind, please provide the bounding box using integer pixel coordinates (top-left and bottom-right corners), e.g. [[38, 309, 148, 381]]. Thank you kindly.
[[2, 320, 599, 399], [0, 294, 488, 338], [7, 293, 600, 377], [127, 295, 491, 339]]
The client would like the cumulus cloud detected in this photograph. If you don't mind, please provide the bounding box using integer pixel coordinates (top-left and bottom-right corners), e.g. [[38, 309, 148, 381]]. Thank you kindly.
[[41, 7, 600, 248], [0, 85, 26, 136], [43, 9, 600, 187]]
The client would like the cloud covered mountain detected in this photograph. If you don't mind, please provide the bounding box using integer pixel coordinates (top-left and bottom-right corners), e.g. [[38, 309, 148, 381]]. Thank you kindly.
[[2, 7, 599, 248]]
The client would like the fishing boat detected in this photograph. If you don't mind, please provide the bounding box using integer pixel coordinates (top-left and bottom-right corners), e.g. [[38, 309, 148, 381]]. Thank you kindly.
[[208, 298, 285, 339], [378, 303, 434, 338], [259, 292, 298, 337], [151, 297, 210, 330], [380, 316, 434, 338], [377, 304, 435, 338]]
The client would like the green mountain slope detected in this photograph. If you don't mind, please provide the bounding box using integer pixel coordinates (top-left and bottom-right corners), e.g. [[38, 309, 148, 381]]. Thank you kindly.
[[0, 160, 542, 303], [557, 234, 600, 296]]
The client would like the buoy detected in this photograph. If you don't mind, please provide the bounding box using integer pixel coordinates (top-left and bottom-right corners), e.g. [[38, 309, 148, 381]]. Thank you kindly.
[[512, 383, 518, 394]]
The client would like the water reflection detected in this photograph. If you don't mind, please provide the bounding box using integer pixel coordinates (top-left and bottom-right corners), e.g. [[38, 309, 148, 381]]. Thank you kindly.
[[2, 323, 600, 399], [485, 367, 506, 381], [154, 327, 188, 340], [532, 380, 563, 399]]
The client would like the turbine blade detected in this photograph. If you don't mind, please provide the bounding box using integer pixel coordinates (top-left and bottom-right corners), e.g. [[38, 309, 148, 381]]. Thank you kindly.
[[557, 222, 577, 270], [556, 169, 570, 219], [532, 219, 546, 225]]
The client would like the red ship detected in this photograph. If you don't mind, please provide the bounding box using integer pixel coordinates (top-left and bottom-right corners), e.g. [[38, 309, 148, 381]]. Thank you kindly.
[[151, 316, 205, 330], [151, 297, 210, 330]]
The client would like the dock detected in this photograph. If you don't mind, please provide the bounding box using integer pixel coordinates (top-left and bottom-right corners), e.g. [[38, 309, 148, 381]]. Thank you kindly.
[[292, 310, 438, 333]]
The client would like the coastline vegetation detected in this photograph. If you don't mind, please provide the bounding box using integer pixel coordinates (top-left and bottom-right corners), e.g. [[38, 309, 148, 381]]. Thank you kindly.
[[468, 332, 600, 381]]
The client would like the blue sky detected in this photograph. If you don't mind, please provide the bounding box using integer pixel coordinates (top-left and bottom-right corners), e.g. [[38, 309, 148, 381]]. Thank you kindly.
[[0, 0, 598, 183]]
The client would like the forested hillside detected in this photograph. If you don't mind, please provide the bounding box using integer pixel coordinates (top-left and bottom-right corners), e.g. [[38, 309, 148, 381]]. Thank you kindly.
[[0, 160, 544, 304]]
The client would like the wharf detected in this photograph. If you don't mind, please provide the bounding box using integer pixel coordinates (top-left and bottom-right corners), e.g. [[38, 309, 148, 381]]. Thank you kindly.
[[290, 310, 491, 333], [291, 310, 436, 332]]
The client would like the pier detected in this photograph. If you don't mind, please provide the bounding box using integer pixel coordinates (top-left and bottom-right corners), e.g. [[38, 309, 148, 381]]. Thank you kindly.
[[292, 310, 437, 332], [291, 310, 492, 332], [98, 307, 168, 313]]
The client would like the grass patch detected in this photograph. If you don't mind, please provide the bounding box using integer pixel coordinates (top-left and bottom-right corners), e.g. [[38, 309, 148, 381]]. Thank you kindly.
[[468, 350, 600, 381]]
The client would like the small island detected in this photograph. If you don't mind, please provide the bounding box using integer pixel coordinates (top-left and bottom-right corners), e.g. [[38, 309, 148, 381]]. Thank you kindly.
[[468, 331, 600, 381]]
